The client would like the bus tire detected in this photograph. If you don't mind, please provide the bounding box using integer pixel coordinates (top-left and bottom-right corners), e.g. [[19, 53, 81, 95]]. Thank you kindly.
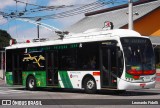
[[118, 90, 126, 94], [26, 76, 36, 91], [84, 77, 97, 94], [114, 90, 126, 94]]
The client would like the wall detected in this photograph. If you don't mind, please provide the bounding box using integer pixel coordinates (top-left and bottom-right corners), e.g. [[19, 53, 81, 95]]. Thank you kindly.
[[122, 8, 160, 36]]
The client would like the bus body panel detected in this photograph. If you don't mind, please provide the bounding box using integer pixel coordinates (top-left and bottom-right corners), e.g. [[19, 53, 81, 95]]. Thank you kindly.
[[58, 71, 101, 89], [120, 71, 156, 83], [5, 29, 156, 92], [117, 77, 156, 90], [22, 71, 47, 87], [6, 72, 13, 85]]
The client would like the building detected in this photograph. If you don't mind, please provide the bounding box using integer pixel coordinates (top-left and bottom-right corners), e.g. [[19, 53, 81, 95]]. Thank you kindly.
[[67, 0, 160, 35], [66, 0, 160, 69]]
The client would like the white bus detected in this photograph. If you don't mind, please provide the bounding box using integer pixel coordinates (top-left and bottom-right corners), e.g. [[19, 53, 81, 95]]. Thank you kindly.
[[5, 29, 156, 94]]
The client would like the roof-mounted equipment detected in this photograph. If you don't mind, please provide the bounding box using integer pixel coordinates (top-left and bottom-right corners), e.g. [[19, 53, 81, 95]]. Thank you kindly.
[[102, 21, 114, 30], [55, 31, 69, 39], [32, 38, 49, 42]]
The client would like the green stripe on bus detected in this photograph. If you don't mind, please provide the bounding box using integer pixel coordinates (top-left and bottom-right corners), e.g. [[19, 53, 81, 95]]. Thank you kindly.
[[125, 72, 133, 78], [59, 71, 73, 88], [6, 72, 13, 85], [58, 83, 61, 88], [22, 71, 46, 87]]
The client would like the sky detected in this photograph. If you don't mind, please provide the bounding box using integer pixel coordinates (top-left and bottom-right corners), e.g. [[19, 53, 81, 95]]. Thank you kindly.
[[0, 0, 132, 42]]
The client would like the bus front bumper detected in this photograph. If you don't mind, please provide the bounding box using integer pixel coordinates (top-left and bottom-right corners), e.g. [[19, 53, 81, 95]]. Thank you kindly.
[[117, 78, 156, 90]]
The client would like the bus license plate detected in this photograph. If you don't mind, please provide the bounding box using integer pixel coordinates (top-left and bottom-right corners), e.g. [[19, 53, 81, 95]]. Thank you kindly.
[[140, 83, 146, 87]]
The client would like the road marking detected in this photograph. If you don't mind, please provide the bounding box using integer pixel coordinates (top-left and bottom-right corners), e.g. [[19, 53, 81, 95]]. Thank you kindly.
[[0, 89, 39, 95], [0, 90, 8, 94], [0, 86, 23, 88]]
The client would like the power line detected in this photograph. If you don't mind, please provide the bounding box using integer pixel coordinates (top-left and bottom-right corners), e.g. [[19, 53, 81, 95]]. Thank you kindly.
[[1, 0, 118, 21], [43, 3, 106, 19], [10, 0, 77, 17], [14, 0, 75, 11], [20, 5, 75, 16], [20, 1, 113, 20], [14, 0, 45, 7], [3, 1, 101, 19]]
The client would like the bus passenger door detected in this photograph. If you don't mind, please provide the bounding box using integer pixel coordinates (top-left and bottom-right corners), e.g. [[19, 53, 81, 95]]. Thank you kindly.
[[46, 51, 58, 86], [100, 46, 118, 88], [12, 54, 22, 85]]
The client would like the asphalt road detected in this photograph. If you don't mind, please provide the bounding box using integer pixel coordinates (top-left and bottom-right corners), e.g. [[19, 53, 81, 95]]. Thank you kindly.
[[0, 80, 160, 108]]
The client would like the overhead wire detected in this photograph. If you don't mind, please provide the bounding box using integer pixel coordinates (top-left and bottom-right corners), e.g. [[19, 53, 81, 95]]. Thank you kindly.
[[0, 0, 122, 22], [19, 1, 113, 20], [7, 0, 112, 19], [14, 0, 46, 8], [51, 1, 113, 19], [5, 0, 127, 20], [11, 0, 78, 17], [18, 0, 102, 13], [19, 5, 76, 16], [1, 0, 119, 21], [43, 3, 107, 19], [14, 0, 74, 11], [15, 0, 19, 39], [0, 0, 121, 40]]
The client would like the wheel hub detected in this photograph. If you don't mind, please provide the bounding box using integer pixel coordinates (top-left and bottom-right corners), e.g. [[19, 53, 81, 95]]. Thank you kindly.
[[87, 80, 94, 89], [29, 79, 35, 88]]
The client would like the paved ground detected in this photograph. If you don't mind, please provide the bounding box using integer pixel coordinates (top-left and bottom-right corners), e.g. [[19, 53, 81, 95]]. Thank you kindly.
[[0, 78, 160, 108], [0, 86, 160, 108]]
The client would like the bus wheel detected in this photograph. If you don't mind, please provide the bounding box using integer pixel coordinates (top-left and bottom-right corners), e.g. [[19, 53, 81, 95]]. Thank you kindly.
[[26, 76, 36, 91], [84, 77, 97, 94], [114, 90, 126, 95]]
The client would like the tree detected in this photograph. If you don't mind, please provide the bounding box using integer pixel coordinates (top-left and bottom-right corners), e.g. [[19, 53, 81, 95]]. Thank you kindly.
[[0, 29, 12, 49]]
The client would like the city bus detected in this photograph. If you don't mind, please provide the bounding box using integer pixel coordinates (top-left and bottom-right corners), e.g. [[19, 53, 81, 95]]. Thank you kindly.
[[5, 29, 156, 94]]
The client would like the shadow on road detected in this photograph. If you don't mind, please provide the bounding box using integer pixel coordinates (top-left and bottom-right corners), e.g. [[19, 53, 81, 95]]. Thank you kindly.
[[11, 87, 160, 96], [98, 90, 160, 96]]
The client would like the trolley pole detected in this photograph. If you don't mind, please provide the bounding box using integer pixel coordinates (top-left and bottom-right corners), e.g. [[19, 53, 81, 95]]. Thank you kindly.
[[128, 0, 133, 30]]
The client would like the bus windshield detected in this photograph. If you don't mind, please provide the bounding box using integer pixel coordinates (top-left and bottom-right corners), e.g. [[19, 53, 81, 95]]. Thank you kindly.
[[121, 37, 155, 75]]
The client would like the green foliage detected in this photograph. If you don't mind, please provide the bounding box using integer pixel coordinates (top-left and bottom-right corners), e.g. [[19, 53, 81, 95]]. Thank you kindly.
[[0, 29, 12, 48]]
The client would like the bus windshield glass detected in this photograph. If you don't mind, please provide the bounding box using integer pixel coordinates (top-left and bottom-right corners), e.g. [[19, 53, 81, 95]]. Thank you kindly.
[[121, 37, 155, 75]]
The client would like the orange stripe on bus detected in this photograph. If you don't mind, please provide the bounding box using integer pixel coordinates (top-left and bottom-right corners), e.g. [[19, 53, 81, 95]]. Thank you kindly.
[[93, 72, 100, 76]]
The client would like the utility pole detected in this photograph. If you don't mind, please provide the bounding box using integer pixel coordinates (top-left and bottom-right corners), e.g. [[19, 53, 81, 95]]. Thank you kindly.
[[128, 0, 133, 30], [36, 18, 41, 39], [37, 24, 40, 38]]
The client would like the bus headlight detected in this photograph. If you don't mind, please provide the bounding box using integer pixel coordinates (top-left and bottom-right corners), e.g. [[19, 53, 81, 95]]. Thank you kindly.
[[130, 78, 133, 81], [151, 77, 156, 81], [125, 78, 133, 82]]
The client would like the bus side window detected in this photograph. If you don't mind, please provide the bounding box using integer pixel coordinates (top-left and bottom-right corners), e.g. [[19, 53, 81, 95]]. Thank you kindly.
[[59, 49, 77, 70], [87, 56, 97, 70], [22, 52, 46, 71], [77, 43, 99, 70]]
